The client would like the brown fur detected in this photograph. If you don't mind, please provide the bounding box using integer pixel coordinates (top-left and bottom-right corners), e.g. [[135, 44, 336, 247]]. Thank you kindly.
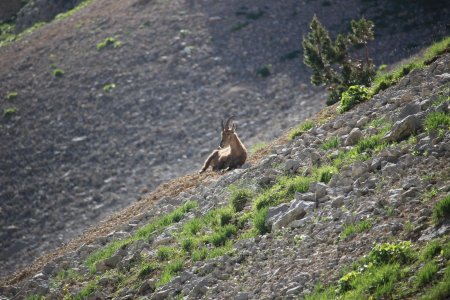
[[199, 117, 247, 173]]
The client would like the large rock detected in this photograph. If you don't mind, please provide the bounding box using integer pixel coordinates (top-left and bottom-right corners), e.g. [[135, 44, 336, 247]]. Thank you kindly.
[[267, 200, 314, 231], [15, 0, 83, 33], [345, 128, 363, 146], [384, 114, 422, 143]]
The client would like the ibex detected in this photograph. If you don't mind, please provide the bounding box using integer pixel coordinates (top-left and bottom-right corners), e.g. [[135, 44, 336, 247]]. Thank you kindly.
[[199, 117, 247, 173]]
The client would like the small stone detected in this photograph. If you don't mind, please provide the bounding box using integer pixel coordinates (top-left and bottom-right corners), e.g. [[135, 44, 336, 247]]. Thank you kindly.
[[331, 196, 345, 208], [352, 162, 369, 178], [384, 114, 422, 142], [235, 292, 250, 300]]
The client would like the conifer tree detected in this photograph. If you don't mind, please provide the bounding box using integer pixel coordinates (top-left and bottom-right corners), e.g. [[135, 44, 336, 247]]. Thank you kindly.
[[302, 15, 375, 105]]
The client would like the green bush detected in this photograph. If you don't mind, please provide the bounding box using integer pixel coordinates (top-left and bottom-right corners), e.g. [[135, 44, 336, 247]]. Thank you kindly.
[[209, 224, 236, 247], [5, 92, 18, 100], [103, 83, 116, 92], [367, 241, 413, 265], [52, 68, 64, 77], [192, 248, 207, 262], [432, 195, 450, 224], [256, 64, 272, 78], [338, 85, 369, 113], [338, 271, 359, 293], [183, 218, 202, 236], [97, 37, 122, 51], [181, 238, 195, 252], [230, 187, 252, 212], [3, 107, 17, 117], [217, 207, 234, 226]]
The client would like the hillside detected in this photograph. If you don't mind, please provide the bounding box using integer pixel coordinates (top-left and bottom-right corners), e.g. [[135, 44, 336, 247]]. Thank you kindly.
[[1, 0, 449, 279], [1, 43, 449, 299]]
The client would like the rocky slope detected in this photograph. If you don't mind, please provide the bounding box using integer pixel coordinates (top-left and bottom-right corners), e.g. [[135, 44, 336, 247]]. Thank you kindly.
[[1, 48, 449, 299], [1, 0, 449, 278]]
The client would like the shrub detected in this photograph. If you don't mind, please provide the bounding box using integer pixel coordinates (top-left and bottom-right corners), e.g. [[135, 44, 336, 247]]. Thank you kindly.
[[338, 270, 359, 293], [52, 68, 64, 77], [424, 112, 450, 133], [432, 195, 450, 224], [315, 165, 338, 184], [254, 207, 269, 235], [181, 238, 195, 252], [367, 241, 413, 265], [338, 85, 369, 113], [230, 187, 252, 212], [289, 120, 314, 139], [256, 64, 272, 78]]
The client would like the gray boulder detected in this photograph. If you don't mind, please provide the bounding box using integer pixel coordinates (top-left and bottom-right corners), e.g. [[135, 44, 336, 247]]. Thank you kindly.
[[384, 114, 422, 143], [345, 128, 363, 146]]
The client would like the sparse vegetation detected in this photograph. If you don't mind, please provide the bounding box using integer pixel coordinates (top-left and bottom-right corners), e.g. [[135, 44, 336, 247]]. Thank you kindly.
[[229, 186, 253, 212], [338, 85, 369, 113], [52, 68, 64, 77], [340, 218, 372, 240], [321, 136, 340, 151], [103, 83, 116, 92], [424, 112, 450, 133], [416, 261, 438, 287], [250, 142, 268, 154], [97, 37, 122, 51], [5, 91, 18, 100], [289, 119, 315, 139], [432, 194, 450, 224], [256, 64, 272, 78], [3, 107, 17, 117]]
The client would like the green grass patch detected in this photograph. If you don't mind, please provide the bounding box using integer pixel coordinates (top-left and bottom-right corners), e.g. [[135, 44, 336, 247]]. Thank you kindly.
[[157, 246, 175, 261], [192, 247, 208, 262], [338, 85, 370, 113], [253, 207, 269, 235], [340, 219, 372, 240], [415, 261, 438, 287], [180, 237, 195, 252], [367, 241, 414, 265], [3, 107, 17, 117], [289, 119, 315, 140], [208, 224, 237, 247], [321, 136, 340, 151], [138, 262, 158, 279], [74, 280, 97, 300], [370, 37, 450, 97], [86, 201, 196, 271], [249, 142, 268, 154], [253, 175, 311, 211], [97, 37, 122, 51], [421, 240, 442, 261], [5, 91, 18, 100], [421, 266, 450, 300], [432, 194, 450, 224], [102, 83, 116, 92], [256, 64, 272, 78], [52, 68, 64, 77], [424, 112, 450, 133], [157, 259, 184, 286], [229, 186, 253, 212], [314, 165, 338, 184]]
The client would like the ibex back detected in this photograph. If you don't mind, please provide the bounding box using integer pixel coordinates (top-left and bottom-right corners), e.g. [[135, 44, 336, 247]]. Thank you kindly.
[[199, 117, 247, 173]]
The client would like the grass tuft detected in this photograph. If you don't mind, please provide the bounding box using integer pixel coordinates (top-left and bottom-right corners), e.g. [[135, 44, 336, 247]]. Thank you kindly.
[[289, 120, 315, 140], [432, 195, 450, 224]]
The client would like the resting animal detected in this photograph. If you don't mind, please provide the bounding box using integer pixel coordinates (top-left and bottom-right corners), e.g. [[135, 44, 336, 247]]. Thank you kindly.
[[199, 117, 247, 173]]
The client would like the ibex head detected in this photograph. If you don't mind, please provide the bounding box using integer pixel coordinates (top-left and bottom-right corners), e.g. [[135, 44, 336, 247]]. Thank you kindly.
[[219, 116, 237, 148]]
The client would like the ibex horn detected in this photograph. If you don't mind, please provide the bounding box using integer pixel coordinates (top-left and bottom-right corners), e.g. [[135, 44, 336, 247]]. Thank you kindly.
[[225, 116, 235, 129], [221, 119, 225, 130]]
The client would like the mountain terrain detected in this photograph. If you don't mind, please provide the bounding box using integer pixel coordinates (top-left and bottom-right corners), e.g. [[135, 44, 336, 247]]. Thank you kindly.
[[1, 44, 450, 299], [0, 0, 449, 297]]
